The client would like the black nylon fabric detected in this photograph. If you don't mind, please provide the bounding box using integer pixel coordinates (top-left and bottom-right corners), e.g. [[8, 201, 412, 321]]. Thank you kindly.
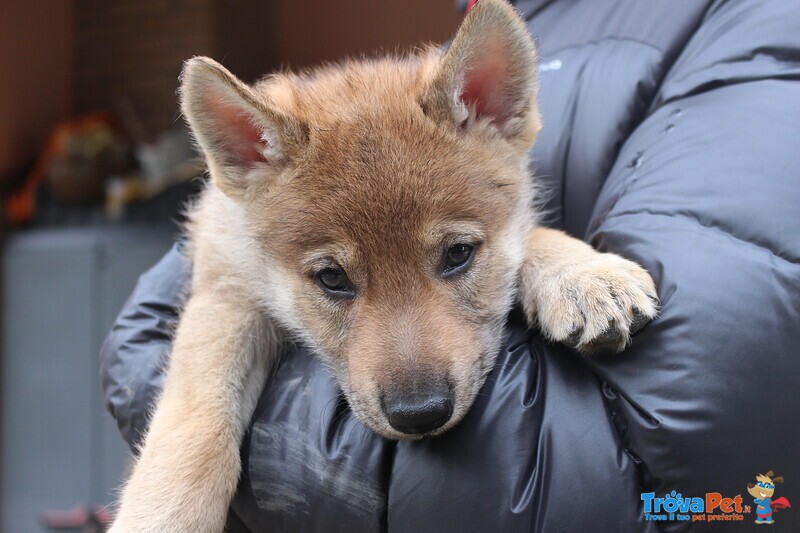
[[100, 1, 800, 531]]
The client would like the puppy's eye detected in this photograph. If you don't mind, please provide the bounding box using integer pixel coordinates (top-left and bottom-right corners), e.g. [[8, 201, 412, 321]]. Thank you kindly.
[[316, 267, 355, 297], [442, 243, 475, 277]]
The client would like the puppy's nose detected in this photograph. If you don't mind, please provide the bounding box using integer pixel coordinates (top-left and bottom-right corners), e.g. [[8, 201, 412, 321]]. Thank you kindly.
[[383, 386, 454, 435]]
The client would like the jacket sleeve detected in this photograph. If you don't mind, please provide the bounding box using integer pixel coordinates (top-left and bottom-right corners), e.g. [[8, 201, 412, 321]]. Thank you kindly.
[[584, 0, 800, 513], [100, 242, 191, 449]]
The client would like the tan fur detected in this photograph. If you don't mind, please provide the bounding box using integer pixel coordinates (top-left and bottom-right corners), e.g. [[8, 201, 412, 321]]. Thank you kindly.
[[110, 1, 658, 530]]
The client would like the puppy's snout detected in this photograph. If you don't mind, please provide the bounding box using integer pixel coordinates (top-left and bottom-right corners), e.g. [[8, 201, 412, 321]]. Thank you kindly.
[[382, 381, 454, 435]]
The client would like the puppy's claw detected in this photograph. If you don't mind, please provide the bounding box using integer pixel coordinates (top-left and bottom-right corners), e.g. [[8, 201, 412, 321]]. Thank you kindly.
[[594, 321, 622, 344], [630, 307, 650, 334], [564, 328, 583, 348]]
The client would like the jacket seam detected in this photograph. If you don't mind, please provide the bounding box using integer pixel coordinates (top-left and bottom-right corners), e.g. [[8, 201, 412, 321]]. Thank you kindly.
[[602, 210, 800, 266], [587, 0, 717, 239], [542, 36, 663, 59]]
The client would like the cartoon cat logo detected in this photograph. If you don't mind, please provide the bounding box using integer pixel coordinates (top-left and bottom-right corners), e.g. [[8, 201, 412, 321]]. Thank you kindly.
[[747, 471, 791, 525]]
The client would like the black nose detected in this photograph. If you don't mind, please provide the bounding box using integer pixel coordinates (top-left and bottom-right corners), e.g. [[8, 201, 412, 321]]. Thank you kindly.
[[383, 387, 454, 435]]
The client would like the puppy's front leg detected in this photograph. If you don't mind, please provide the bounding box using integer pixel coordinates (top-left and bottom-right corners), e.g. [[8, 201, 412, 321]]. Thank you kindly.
[[110, 290, 275, 533], [520, 227, 659, 354]]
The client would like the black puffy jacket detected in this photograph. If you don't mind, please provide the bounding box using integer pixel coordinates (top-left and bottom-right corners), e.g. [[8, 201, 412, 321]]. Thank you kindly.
[[101, 1, 800, 531]]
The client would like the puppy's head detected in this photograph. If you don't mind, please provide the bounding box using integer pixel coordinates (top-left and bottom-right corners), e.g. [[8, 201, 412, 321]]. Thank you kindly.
[[181, 0, 541, 439]]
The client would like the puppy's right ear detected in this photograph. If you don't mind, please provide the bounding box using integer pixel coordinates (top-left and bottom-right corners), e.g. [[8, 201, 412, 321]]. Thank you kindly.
[[180, 57, 307, 199]]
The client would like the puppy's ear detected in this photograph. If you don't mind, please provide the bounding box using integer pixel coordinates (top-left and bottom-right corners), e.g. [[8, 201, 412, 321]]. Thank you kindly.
[[421, 0, 541, 151], [180, 57, 307, 199]]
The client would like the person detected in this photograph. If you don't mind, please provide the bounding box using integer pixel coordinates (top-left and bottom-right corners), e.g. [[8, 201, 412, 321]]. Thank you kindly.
[[101, 0, 800, 530]]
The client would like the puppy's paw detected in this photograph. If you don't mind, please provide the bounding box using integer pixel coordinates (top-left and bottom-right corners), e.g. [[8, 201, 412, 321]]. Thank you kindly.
[[528, 254, 659, 354]]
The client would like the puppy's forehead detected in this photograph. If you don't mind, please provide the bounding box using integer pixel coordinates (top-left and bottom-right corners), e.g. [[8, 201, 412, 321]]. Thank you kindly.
[[260, 112, 516, 260]]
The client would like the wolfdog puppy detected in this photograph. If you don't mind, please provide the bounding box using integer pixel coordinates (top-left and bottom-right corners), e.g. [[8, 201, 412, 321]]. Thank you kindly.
[[111, 0, 658, 530]]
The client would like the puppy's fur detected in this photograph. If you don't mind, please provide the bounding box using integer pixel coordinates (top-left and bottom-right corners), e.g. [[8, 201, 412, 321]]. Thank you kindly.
[[111, 1, 658, 530]]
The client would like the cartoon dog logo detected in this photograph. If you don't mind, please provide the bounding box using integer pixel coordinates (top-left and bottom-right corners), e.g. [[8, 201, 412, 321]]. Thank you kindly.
[[747, 471, 791, 524]]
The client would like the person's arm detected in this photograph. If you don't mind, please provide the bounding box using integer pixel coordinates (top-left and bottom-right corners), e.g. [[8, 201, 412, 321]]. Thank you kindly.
[[100, 242, 190, 449], [582, 0, 800, 510]]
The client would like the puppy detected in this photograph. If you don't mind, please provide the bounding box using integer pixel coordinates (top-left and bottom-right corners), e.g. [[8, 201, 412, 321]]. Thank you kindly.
[[111, 0, 658, 530]]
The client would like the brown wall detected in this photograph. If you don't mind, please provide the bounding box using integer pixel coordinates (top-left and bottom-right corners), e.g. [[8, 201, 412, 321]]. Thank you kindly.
[[0, 0, 462, 180], [71, 0, 461, 136], [277, 0, 461, 68], [0, 1, 74, 179], [73, 0, 219, 139]]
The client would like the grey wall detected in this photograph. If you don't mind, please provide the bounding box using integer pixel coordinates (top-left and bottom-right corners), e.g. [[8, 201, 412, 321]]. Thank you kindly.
[[1, 225, 174, 533]]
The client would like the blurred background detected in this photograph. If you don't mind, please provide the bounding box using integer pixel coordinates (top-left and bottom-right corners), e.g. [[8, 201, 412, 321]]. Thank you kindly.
[[0, 1, 461, 531]]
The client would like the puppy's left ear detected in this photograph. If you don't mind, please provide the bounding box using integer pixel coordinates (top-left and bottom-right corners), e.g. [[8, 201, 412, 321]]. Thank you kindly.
[[421, 0, 541, 152]]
